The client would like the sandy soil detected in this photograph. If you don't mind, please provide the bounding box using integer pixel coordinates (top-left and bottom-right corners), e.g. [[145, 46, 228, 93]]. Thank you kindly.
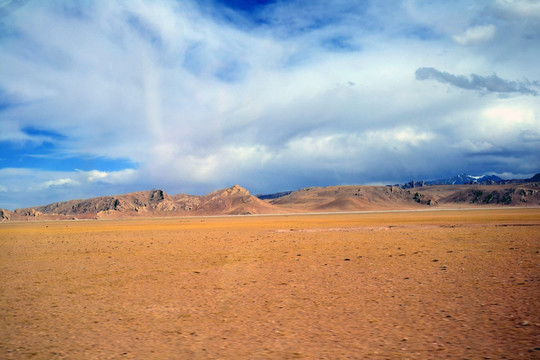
[[1, 209, 539, 359]]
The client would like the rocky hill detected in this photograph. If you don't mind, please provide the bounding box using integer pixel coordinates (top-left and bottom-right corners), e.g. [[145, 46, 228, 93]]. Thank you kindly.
[[269, 183, 540, 211], [1, 182, 539, 221], [269, 183, 540, 212], [1, 185, 286, 221]]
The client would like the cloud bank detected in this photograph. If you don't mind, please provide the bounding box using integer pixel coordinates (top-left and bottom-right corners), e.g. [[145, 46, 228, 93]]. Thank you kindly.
[[0, 0, 539, 209]]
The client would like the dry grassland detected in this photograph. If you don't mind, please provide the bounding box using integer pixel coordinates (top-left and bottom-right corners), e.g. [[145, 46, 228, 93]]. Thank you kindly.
[[1, 209, 539, 359]]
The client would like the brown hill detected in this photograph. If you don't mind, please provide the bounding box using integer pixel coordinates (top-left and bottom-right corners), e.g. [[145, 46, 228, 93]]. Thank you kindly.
[[4, 185, 288, 221], [11, 189, 186, 220], [269, 186, 420, 211], [269, 183, 540, 211], [198, 185, 283, 215], [2, 182, 539, 221]]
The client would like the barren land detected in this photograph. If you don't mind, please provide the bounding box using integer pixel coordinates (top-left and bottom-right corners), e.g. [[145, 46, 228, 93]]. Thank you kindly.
[[1, 208, 539, 359]]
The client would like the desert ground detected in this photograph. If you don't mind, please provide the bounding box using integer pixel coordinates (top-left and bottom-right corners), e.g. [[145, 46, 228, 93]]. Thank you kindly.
[[1, 208, 539, 359]]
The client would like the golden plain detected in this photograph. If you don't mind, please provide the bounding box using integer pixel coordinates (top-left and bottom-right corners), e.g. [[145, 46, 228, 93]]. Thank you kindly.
[[1, 208, 539, 359]]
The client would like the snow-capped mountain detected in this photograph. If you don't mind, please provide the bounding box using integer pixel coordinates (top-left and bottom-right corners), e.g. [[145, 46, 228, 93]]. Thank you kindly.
[[426, 174, 503, 185], [400, 174, 504, 188]]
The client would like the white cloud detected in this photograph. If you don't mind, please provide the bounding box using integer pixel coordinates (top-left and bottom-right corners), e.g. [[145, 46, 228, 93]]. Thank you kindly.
[[274, 128, 436, 171], [0, 168, 142, 209], [42, 178, 77, 189], [483, 105, 535, 127], [478, 103, 538, 145], [74, 169, 137, 184], [393, 128, 435, 146], [453, 25, 496, 45], [91, 170, 110, 182], [451, 140, 496, 153]]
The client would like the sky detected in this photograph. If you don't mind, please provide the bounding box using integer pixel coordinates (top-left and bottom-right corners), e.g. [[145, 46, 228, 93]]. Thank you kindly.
[[1, 0, 540, 209]]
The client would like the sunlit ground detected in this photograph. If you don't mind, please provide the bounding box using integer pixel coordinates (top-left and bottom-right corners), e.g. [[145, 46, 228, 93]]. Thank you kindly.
[[1, 209, 539, 359]]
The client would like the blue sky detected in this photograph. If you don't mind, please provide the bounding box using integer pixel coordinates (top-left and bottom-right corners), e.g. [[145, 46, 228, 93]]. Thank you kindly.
[[1, 0, 540, 209]]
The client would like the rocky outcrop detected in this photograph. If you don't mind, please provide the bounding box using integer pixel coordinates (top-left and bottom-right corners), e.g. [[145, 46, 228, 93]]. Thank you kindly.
[[7, 185, 282, 220], [14, 208, 43, 217], [0, 209, 13, 221], [401, 180, 425, 189]]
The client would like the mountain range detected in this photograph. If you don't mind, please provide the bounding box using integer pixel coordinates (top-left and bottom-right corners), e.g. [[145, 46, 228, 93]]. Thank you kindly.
[[1, 172, 539, 221], [399, 173, 540, 189]]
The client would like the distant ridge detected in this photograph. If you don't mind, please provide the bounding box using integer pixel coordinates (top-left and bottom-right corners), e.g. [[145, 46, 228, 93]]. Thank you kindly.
[[398, 172, 539, 189], [1, 172, 539, 221], [426, 174, 503, 185], [528, 173, 540, 182]]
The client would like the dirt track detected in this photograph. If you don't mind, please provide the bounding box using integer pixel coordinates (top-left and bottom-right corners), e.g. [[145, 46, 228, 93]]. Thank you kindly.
[[1, 209, 539, 359]]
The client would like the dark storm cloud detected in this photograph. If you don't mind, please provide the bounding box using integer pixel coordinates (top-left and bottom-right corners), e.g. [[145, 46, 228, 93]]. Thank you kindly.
[[415, 67, 539, 96]]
